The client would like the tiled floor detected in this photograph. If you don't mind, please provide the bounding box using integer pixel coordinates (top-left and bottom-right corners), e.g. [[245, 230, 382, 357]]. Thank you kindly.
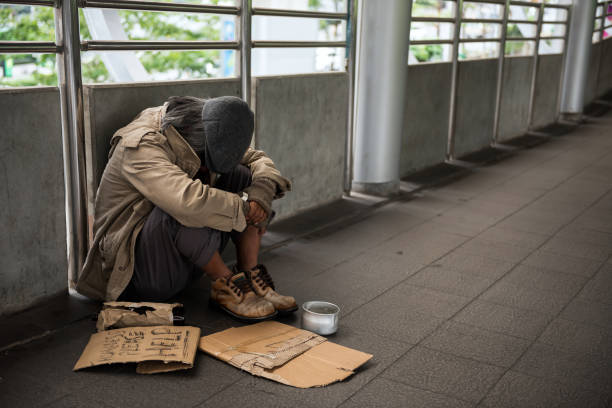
[[2, 111, 612, 407]]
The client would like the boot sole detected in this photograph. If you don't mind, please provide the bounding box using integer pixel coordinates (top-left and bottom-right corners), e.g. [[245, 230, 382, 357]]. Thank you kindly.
[[276, 305, 299, 315], [209, 299, 278, 322]]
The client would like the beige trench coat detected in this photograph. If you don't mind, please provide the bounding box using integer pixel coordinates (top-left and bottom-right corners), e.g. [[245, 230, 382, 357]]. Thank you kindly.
[[76, 104, 290, 301]]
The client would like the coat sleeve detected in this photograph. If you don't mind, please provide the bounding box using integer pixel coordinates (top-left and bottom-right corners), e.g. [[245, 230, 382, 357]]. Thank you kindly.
[[121, 134, 247, 232], [240, 147, 292, 198]]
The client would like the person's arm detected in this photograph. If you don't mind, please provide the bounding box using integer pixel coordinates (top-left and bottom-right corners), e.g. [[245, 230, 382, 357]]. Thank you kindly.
[[240, 147, 291, 216], [121, 133, 247, 232]]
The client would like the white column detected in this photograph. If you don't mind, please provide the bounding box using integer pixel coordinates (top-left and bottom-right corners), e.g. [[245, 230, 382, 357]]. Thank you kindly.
[[560, 0, 597, 115], [352, 0, 412, 195]]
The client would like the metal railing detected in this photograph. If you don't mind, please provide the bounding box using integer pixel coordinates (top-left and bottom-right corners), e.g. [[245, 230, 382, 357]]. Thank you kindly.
[[0, 0, 354, 286], [407, 0, 572, 159]]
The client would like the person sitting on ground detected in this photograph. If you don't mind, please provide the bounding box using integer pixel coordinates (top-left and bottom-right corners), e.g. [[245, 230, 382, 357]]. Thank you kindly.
[[76, 95, 297, 321]]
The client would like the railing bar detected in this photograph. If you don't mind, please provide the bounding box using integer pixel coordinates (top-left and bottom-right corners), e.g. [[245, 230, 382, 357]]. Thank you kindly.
[[80, 0, 240, 15], [462, 18, 504, 23], [0, 41, 60, 53], [539, 35, 566, 40], [410, 39, 454, 45], [251, 7, 346, 20], [251, 40, 346, 48], [459, 37, 502, 42], [411, 17, 456, 23], [505, 37, 537, 41], [543, 4, 571, 10], [0, 0, 55, 6], [509, 0, 543, 7], [508, 19, 538, 24], [81, 40, 240, 51]]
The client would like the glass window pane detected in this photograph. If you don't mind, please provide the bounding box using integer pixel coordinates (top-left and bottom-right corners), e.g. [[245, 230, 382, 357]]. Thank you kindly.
[[505, 40, 535, 56], [507, 23, 538, 39], [543, 7, 567, 22], [544, 0, 571, 4], [595, 18, 603, 31], [509, 5, 539, 22], [593, 32, 601, 43], [459, 41, 499, 60], [252, 16, 346, 41], [0, 53, 57, 87], [541, 23, 566, 37], [410, 22, 454, 41], [408, 44, 453, 64], [0, 5, 55, 41], [252, 47, 344, 76], [254, 0, 347, 13], [596, 5, 604, 18], [462, 2, 503, 20], [461, 23, 501, 39], [412, 0, 456, 18], [604, 27, 612, 40], [539, 38, 564, 54]]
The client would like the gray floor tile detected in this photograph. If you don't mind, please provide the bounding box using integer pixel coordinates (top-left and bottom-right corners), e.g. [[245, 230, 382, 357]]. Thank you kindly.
[[540, 236, 612, 262], [434, 252, 516, 280], [342, 283, 469, 343], [538, 318, 612, 358], [560, 298, 612, 329], [481, 370, 609, 408], [452, 300, 552, 339], [476, 226, 549, 250], [382, 346, 505, 403], [521, 250, 603, 278], [514, 342, 612, 394], [340, 378, 474, 408], [455, 239, 533, 263], [422, 321, 530, 368], [406, 266, 495, 298], [501, 264, 587, 296], [577, 263, 612, 305], [479, 280, 571, 315], [45, 394, 115, 408]]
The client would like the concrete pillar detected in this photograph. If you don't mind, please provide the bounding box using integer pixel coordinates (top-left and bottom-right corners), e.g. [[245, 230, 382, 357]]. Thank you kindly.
[[352, 0, 412, 196], [559, 0, 597, 115]]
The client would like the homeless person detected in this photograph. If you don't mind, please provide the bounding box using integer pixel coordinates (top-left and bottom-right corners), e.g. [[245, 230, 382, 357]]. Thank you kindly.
[[76, 95, 297, 322]]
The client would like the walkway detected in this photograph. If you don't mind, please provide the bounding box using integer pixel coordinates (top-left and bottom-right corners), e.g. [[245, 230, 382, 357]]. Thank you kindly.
[[1, 110, 612, 407]]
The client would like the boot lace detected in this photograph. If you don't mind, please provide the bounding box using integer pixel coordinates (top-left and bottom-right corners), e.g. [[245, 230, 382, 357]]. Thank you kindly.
[[228, 274, 253, 296], [253, 264, 276, 291]]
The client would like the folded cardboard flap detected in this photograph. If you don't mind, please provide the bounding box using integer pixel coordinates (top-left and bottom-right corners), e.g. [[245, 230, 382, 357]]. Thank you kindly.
[[96, 301, 182, 332], [74, 325, 200, 374], [199, 321, 373, 388]]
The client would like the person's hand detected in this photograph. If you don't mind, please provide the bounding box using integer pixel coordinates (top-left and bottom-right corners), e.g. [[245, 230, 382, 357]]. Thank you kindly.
[[246, 201, 267, 225]]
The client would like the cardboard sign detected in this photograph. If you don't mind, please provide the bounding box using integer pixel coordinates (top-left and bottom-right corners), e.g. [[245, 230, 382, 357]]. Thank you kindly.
[[199, 321, 373, 388], [74, 325, 200, 374], [96, 301, 181, 332]]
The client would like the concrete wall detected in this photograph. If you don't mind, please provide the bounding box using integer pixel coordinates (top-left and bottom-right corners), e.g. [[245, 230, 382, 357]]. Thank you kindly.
[[0, 87, 67, 316], [454, 58, 498, 157], [498, 56, 533, 141], [400, 62, 452, 176], [254, 72, 348, 220], [585, 43, 602, 104], [597, 39, 612, 95], [531, 54, 563, 128], [83, 78, 240, 222]]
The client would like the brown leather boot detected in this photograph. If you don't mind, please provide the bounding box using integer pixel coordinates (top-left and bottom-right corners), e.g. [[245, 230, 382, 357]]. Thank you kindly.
[[210, 272, 277, 322], [247, 264, 298, 315]]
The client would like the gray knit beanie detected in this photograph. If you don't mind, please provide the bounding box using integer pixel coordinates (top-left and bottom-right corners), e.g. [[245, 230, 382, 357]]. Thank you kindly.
[[201, 96, 254, 174]]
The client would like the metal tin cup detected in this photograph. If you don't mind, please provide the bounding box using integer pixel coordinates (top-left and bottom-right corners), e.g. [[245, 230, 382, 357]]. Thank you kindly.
[[301, 301, 340, 336]]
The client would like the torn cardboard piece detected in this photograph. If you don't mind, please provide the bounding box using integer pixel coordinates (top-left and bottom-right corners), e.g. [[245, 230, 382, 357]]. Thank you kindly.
[[74, 325, 200, 374], [96, 301, 182, 331], [199, 321, 372, 388]]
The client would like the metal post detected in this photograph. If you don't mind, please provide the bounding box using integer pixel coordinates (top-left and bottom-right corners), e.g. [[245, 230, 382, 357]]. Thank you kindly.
[[446, 0, 463, 160], [343, 0, 358, 195], [555, 4, 572, 119], [559, 0, 597, 115], [526, 2, 544, 129], [54, 0, 88, 289], [352, 0, 412, 195], [492, 0, 510, 144], [240, 0, 252, 105]]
